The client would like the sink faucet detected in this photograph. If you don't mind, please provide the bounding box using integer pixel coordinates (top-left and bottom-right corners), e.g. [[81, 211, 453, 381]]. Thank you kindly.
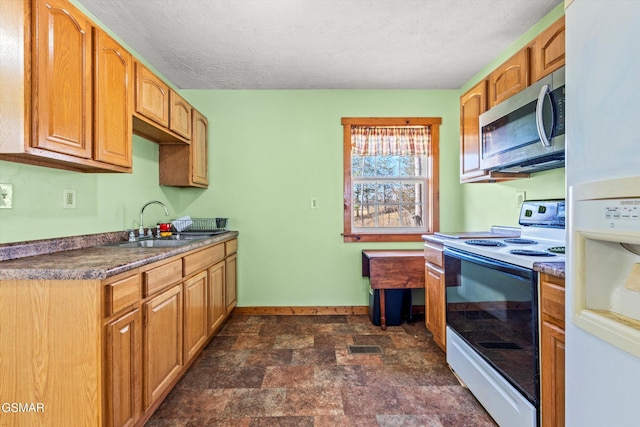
[[139, 201, 169, 237]]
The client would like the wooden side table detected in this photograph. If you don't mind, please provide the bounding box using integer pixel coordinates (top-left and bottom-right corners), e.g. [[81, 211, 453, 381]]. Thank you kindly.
[[362, 249, 425, 329]]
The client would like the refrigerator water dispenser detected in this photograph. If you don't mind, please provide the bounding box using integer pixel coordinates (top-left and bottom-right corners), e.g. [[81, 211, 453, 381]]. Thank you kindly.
[[571, 177, 640, 358]]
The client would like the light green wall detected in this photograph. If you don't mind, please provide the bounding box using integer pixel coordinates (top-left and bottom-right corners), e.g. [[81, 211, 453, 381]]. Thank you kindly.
[[459, 2, 566, 230], [174, 90, 462, 307]]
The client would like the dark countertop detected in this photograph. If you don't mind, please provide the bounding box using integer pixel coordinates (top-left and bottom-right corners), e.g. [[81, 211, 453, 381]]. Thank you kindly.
[[533, 261, 565, 279], [0, 231, 238, 281]]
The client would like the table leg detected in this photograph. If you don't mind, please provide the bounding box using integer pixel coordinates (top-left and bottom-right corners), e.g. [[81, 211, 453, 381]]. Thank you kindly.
[[380, 289, 387, 330]]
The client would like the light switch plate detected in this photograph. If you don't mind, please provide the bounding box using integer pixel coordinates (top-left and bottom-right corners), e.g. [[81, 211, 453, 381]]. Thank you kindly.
[[0, 183, 13, 209], [516, 190, 526, 208]]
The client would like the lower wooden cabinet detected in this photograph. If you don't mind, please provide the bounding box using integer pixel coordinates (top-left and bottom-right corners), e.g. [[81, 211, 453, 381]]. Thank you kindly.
[[425, 263, 445, 351], [225, 252, 238, 313], [540, 273, 565, 427], [105, 308, 142, 427], [143, 283, 184, 410], [0, 236, 237, 427], [183, 271, 208, 363], [424, 241, 446, 352], [208, 260, 227, 335]]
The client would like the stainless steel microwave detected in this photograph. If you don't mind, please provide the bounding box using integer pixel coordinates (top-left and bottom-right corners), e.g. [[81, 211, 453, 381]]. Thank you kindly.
[[480, 67, 565, 173]]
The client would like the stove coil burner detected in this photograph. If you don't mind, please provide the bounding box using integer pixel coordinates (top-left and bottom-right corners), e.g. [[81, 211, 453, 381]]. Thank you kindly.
[[547, 246, 565, 254], [509, 249, 556, 257], [503, 238, 538, 245], [465, 240, 507, 247]]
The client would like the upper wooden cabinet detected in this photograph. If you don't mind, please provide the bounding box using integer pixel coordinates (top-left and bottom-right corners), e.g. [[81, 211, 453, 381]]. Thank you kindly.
[[134, 62, 170, 128], [132, 61, 195, 145], [159, 109, 209, 188], [488, 48, 530, 108], [532, 17, 566, 82], [191, 110, 209, 186], [93, 28, 133, 168], [0, 0, 132, 173], [460, 80, 487, 181], [169, 91, 193, 140], [33, 0, 93, 159], [1, 0, 209, 177]]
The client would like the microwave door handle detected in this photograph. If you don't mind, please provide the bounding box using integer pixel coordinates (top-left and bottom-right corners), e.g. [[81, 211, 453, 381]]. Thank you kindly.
[[535, 84, 553, 147]]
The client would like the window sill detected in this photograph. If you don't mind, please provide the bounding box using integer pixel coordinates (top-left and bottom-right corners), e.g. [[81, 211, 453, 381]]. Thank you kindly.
[[342, 233, 426, 243]]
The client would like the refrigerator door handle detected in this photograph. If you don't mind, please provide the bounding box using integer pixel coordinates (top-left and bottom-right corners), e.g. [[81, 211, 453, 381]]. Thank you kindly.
[[535, 84, 553, 147]]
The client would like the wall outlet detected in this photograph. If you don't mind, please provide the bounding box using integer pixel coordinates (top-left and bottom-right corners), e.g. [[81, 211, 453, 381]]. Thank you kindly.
[[63, 189, 77, 209], [516, 190, 526, 208], [0, 183, 13, 209]]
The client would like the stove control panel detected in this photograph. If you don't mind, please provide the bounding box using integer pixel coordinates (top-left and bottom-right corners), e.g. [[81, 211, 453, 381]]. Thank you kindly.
[[518, 200, 565, 228]]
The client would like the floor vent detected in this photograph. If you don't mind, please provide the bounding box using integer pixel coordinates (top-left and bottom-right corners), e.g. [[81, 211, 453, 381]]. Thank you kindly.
[[478, 341, 522, 350], [347, 345, 383, 355]]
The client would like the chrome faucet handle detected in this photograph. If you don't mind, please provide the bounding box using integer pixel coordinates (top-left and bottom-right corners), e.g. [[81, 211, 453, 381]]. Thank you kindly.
[[127, 230, 136, 242], [155, 226, 161, 239]]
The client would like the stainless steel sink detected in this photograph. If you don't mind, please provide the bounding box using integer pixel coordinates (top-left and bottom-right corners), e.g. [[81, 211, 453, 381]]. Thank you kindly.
[[116, 239, 195, 248], [113, 232, 226, 248]]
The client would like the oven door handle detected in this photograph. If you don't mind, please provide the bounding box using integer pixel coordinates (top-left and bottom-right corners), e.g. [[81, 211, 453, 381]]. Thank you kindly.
[[444, 247, 534, 280]]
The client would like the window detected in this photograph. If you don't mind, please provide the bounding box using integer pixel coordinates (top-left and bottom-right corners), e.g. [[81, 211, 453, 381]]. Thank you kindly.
[[341, 117, 441, 242]]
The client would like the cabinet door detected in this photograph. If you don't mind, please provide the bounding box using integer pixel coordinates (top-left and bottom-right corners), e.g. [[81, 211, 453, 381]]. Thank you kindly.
[[460, 80, 489, 182], [541, 319, 565, 427], [93, 28, 132, 167], [425, 263, 445, 351], [225, 253, 237, 314], [105, 308, 142, 427], [143, 284, 183, 409], [169, 91, 192, 140], [191, 109, 209, 186], [135, 62, 169, 127], [208, 260, 226, 336], [33, 0, 92, 158], [488, 48, 530, 108], [532, 16, 565, 82], [540, 273, 565, 427], [183, 271, 208, 362]]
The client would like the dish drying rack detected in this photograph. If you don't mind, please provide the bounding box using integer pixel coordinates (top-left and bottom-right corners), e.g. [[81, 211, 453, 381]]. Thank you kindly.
[[171, 218, 227, 234]]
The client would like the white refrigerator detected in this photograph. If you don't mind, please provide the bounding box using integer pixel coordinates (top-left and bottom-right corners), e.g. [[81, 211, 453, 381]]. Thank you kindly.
[[566, 1, 640, 426]]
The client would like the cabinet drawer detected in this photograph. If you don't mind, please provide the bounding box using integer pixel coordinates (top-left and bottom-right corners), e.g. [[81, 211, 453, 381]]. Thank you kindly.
[[424, 242, 444, 267], [541, 274, 565, 325], [225, 239, 238, 256], [144, 259, 183, 297], [183, 244, 225, 277], [105, 274, 141, 316]]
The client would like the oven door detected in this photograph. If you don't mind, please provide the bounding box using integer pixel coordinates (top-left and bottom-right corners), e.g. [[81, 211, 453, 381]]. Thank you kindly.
[[444, 247, 539, 404]]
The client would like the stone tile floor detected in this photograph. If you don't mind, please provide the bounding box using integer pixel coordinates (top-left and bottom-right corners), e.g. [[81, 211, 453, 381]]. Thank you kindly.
[[146, 314, 497, 426]]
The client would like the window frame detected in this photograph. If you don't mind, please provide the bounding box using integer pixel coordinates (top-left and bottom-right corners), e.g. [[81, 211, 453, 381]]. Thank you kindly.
[[341, 117, 441, 243]]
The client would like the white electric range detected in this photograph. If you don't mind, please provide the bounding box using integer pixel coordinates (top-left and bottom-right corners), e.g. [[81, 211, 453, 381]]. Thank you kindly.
[[442, 200, 566, 269], [442, 199, 565, 427]]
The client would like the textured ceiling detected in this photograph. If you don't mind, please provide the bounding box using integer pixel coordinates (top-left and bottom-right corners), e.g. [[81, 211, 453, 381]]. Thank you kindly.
[[78, 0, 562, 90]]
